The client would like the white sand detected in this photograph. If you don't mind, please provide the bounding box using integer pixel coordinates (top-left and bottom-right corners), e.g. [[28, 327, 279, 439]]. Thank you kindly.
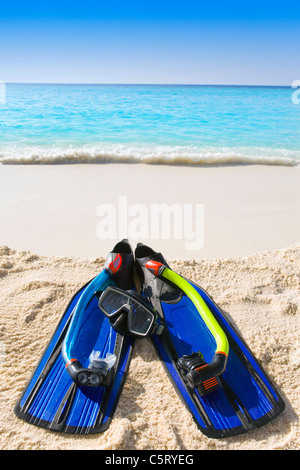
[[0, 243, 299, 450], [0, 164, 299, 260], [0, 163, 299, 449]]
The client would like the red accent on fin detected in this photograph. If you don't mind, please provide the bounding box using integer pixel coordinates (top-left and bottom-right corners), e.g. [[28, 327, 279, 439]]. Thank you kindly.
[[109, 253, 122, 274]]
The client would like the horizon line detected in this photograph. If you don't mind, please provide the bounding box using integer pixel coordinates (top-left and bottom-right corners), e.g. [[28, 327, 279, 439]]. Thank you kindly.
[[5, 81, 292, 88]]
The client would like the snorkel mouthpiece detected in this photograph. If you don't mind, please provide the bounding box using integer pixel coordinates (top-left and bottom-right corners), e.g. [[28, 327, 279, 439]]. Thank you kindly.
[[66, 352, 116, 387], [66, 359, 102, 387]]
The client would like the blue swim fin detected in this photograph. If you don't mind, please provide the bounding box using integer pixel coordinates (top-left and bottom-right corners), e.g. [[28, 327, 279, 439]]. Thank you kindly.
[[135, 243, 285, 439], [14, 240, 134, 434]]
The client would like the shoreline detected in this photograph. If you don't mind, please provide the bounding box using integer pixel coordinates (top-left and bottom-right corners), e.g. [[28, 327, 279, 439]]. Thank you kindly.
[[0, 163, 299, 260]]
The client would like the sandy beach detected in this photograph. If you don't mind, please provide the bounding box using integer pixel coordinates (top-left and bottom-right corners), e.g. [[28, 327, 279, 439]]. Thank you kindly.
[[0, 163, 299, 450], [0, 242, 299, 450], [0, 164, 300, 260]]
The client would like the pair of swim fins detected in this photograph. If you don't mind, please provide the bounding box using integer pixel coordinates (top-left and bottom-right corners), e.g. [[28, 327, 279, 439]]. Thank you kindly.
[[14, 240, 285, 438]]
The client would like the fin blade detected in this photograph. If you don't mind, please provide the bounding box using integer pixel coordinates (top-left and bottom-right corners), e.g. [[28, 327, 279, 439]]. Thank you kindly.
[[14, 242, 135, 434], [135, 245, 285, 438]]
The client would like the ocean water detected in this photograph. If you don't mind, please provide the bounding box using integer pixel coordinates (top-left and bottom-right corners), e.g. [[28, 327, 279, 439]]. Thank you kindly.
[[0, 83, 299, 166]]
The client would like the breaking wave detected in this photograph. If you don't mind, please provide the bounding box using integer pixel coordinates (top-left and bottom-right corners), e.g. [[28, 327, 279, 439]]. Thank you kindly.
[[0, 144, 300, 167]]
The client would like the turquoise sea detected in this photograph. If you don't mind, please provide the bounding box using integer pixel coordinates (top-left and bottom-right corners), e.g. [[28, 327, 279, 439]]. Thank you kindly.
[[0, 83, 299, 165]]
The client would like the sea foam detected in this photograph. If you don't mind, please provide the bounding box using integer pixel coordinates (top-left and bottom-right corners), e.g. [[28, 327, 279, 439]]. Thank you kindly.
[[0, 143, 299, 166]]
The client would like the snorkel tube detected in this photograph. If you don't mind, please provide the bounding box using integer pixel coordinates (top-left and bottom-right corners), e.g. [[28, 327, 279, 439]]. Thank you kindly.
[[145, 260, 229, 388], [62, 240, 134, 387], [62, 268, 114, 387], [61, 256, 123, 387]]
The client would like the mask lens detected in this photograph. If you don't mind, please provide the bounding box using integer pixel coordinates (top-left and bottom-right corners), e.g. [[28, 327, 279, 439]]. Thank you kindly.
[[99, 287, 157, 338], [128, 299, 155, 337], [99, 290, 129, 317]]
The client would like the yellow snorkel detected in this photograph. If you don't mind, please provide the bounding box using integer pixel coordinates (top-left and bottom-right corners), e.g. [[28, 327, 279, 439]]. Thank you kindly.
[[145, 260, 229, 388]]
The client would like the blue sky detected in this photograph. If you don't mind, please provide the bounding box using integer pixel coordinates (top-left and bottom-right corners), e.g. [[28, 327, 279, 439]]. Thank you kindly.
[[0, 1, 299, 85]]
